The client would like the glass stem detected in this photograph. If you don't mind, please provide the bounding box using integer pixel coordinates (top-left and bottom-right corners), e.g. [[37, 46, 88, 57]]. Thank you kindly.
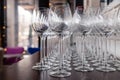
[[100, 36, 103, 65], [43, 36, 46, 65], [40, 35, 43, 65], [82, 35, 85, 67], [104, 36, 108, 67], [59, 34, 63, 72], [98, 36, 101, 63], [114, 39, 117, 63], [96, 35, 100, 61]]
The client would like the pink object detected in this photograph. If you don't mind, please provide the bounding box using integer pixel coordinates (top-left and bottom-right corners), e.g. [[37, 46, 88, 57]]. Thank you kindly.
[[6, 47, 24, 54]]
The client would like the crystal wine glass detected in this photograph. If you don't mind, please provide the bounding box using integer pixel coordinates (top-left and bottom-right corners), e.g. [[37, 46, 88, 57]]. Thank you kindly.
[[32, 7, 50, 70], [48, 3, 72, 77]]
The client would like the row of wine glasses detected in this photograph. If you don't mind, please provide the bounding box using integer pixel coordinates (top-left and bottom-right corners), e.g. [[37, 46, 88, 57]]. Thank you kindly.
[[31, 3, 120, 78], [32, 3, 73, 77], [72, 7, 120, 72]]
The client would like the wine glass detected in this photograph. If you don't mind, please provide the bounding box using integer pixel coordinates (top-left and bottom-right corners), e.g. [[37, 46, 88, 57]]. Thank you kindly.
[[74, 25, 94, 72], [108, 8, 120, 70], [96, 16, 116, 72], [32, 7, 50, 70], [88, 15, 105, 67], [72, 8, 94, 72], [48, 3, 72, 77], [70, 8, 82, 67]]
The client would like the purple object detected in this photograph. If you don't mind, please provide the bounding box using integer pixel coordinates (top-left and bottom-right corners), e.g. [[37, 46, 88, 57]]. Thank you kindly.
[[6, 47, 24, 54], [4, 47, 24, 65], [4, 57, 21, 65]]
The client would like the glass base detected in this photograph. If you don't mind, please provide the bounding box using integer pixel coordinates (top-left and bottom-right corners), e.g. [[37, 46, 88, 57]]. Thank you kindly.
[[73, 60, 88, 63], [114, 63, 120, 67], [113, 60, 120, 64], [50, 59, 59, 64], [92, 63, 110, 67], [72, 57, 80, 61], [63, 63, 71, 67], [117, 67, 120, 71], [74, 66, 94, 72], [96, 66, 116, 72], [52, 63, 59, 67], [32, 65, 50, 71], [92, 63, 101, 67], [63, 60, 71, 64], [49, 70, 71, 78], [51, 66, 72, 71], [37, 63, 51, 69], [63, 66, 72, 71], [90, 60, 99, 63], [87, 57, 94, 61], [73, 63, 90, 67]]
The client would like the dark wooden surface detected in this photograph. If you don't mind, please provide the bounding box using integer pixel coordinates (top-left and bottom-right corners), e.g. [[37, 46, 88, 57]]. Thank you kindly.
[[1, 52, 120, 80]]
